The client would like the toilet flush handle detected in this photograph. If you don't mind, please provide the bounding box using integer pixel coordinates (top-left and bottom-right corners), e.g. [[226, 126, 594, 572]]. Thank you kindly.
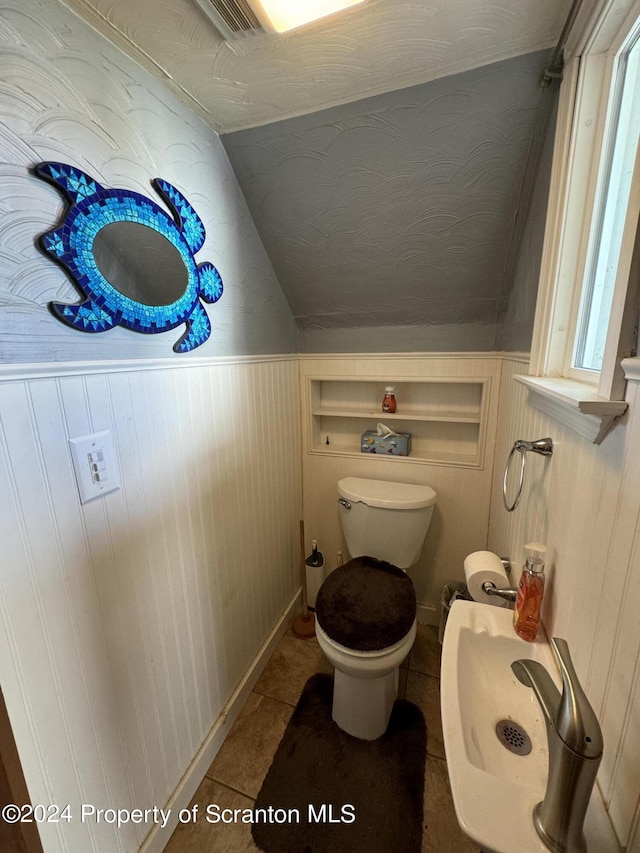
[[338, 498, 352, 510]]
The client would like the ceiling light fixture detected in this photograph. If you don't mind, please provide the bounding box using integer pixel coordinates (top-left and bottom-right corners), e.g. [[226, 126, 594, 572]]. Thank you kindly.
[[248, 0, 367, 33]]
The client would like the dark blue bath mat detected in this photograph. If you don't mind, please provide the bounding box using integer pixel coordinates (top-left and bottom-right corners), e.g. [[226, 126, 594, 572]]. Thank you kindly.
[[252, 673, 426, 853]]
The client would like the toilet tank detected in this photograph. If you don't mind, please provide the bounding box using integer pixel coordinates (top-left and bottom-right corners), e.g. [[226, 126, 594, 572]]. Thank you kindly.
[[337, 477, 437, 569]]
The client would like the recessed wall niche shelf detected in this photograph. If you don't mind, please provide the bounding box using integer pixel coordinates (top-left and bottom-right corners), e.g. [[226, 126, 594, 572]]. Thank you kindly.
[[307, 376, 491, 468]]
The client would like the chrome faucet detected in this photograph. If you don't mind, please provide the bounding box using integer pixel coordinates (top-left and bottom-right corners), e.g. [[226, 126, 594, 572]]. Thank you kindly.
[[512, 638, 603, 853]]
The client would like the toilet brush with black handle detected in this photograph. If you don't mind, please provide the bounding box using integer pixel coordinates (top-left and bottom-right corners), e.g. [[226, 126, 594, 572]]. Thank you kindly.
[[292, 519, 315, 638]]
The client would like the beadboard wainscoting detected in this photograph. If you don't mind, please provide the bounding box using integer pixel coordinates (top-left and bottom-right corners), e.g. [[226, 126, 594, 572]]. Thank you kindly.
[[0, 356, 301, 853], [489, 356, 640, 851], [299, 354, 504, 619]]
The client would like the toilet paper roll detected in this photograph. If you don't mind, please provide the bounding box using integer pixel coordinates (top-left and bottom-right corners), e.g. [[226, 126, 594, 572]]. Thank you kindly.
[[464, 551, 510, 607]]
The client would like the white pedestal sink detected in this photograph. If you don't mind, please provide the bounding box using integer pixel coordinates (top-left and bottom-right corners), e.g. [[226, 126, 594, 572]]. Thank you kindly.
[[440, 600, 619, 853]]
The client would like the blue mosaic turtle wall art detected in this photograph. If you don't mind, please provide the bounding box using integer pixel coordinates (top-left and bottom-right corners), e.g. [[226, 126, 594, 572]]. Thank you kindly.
[[35, 162, 223, 353]]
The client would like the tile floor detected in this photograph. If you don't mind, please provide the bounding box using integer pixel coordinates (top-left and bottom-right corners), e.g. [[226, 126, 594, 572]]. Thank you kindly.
[[165, 620, 480, 852]]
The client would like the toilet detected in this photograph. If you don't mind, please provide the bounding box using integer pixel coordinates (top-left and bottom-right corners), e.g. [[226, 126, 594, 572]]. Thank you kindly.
[[315, 476, 437, 740]]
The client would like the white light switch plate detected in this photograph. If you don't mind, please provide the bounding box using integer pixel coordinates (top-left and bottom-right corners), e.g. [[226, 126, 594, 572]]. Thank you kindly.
[[69, 430, 121, 504]]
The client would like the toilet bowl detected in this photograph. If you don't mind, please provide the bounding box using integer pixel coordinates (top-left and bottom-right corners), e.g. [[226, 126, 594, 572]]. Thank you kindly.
[[316, 617, 417, 740], [315, 477, 436, 740]]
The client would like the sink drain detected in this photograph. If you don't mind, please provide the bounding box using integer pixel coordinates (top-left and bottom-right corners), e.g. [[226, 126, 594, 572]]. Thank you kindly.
[[496, 719, 532, 755]]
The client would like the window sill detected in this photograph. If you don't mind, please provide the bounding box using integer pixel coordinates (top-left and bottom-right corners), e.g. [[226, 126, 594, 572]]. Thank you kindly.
[[513, 375, 628, 444]]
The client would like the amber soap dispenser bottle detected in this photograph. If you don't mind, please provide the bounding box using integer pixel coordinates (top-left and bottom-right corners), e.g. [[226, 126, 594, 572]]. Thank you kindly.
[[513, 542, 546, 642]]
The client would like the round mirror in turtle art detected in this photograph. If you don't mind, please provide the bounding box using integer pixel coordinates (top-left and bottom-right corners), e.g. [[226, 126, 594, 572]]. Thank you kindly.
[[34, 162, 223, 353]]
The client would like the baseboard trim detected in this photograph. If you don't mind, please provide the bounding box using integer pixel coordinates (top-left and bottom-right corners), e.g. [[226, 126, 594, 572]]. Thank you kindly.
[[138, 588, 302, 853], [417, 603, 438, 627]]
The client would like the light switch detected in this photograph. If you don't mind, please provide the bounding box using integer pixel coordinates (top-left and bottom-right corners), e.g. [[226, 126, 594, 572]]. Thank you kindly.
[[69, 430, 121, 504], [89, 449, 107, 483]]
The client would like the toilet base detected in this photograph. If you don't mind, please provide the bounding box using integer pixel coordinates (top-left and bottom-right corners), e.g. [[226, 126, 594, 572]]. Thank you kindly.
[[332, 667, 399, 740]]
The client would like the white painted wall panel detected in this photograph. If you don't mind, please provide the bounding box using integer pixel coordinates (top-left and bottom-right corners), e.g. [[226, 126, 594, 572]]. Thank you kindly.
[[4, 349, 640, 852], [300, 354, 502, 617], [0, 357, 301, 853], [488, 357, 640, 849]]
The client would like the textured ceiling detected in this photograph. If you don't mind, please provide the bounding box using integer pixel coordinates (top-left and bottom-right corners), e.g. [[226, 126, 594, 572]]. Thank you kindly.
[[222, 50, 555, 335], [56, 0, 566, 346], [59, 0, 571, 133]]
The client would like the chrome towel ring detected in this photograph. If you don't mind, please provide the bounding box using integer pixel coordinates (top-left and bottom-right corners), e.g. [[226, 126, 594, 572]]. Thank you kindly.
[[503, 438, 553, 512]]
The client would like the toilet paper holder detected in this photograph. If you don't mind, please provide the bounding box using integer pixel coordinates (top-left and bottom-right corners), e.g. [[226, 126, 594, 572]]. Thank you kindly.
[[481, 556, 515, 601], [503, 438, 553, 512]]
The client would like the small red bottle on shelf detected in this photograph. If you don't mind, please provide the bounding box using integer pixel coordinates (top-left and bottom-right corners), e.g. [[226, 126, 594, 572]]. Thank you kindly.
[[513, 543, 546, 642], [382, 386, 396, 413]]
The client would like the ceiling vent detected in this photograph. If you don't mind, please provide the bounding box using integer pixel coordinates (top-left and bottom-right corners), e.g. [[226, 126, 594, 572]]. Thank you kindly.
[[191, 0, 264, 39]]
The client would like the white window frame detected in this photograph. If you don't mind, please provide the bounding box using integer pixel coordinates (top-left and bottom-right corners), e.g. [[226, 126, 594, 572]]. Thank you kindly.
[[521, 0, 640, 442], [566, 26, 640, 384]]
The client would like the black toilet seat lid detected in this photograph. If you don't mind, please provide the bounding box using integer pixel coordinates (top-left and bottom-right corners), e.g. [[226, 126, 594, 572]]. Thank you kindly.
[[315, 556, 416, 652]]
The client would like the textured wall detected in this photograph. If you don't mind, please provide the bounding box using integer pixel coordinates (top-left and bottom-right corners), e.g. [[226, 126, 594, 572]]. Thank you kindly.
[[0, 0, 297, 363], [222, 52, 552, 352], [300, 323, 500, 354], [500, 95, 558, 351], [489, 359, 640, 849]]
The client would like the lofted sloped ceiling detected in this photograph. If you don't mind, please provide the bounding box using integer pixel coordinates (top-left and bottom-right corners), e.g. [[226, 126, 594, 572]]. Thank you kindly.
[[221, 51, 556, 347], [60, 0, 569, 349], [59, 0, 570, 133]]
